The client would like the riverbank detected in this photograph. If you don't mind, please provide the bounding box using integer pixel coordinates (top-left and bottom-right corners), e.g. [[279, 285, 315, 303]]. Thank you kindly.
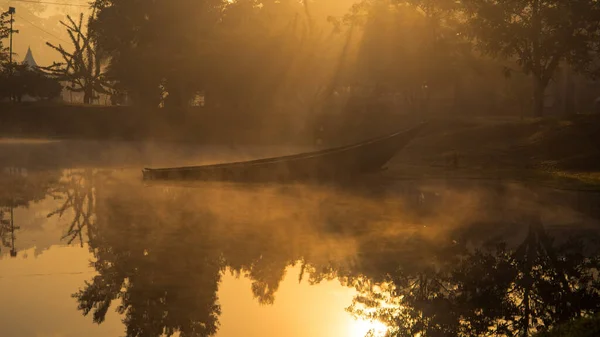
[[1, 103, 599, 190], [0, 102, 414, 145], [388, 114, 600, 190]]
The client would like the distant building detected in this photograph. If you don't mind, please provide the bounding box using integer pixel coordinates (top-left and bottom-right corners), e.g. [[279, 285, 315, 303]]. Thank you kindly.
[[23, 47, 38, 68], [21, 47, 40, 102]]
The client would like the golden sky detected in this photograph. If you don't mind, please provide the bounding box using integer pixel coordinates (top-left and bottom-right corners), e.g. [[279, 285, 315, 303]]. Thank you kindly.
[[1, 1, 90, 66]]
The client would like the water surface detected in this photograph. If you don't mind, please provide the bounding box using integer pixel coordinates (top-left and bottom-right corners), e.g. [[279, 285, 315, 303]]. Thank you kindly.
[[1, 142, 600, 337]]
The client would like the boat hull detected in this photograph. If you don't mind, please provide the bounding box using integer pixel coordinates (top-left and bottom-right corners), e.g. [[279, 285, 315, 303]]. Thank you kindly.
[[142, 123, 426, 182]]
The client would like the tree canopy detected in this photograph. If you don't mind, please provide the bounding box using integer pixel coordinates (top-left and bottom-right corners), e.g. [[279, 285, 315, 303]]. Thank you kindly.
[[463, 0, 600, 116], [7, 0, 599, 115], [88, 0, 356, 111], [0, 10, 11, 64]]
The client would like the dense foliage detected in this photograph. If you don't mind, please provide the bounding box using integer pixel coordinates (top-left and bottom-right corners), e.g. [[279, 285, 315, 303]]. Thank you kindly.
[[80, 0, 600, 115], [4, 0, 599, 115], [534, 314, 600, 337], [463, 0, 600, 116], [88, 0, 350, 111], [0, 11, 10, 64], [0, 63, 62, 101]]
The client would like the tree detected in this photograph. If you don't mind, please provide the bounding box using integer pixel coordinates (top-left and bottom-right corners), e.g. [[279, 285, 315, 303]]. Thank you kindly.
[[0, 10, 11, 64], [44, 13, 110, 104], [90, 0, 226, 107], [535, 314, 600, 337], [0, 10, 14, 101], [0, 62, 62, 102], [336, 0, 470, 116], [204, 0, 314, 111], [33, 70, 63, 99], [462, 0, 600, 117], [89, 0, 352, 110]]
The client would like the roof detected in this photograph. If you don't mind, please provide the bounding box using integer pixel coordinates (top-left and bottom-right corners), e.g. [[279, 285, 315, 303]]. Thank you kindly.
[[22, 47, 38, 67]]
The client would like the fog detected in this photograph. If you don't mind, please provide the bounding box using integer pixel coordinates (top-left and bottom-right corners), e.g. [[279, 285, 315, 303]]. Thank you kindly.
[[1, 0, 600, 336]]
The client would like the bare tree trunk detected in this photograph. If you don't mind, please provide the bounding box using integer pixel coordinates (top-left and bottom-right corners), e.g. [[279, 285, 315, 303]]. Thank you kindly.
[[83, 87, 94, 105], [533, 77, 545, 117], [531, 0, 544, 119], [562, 65, 575, 116]]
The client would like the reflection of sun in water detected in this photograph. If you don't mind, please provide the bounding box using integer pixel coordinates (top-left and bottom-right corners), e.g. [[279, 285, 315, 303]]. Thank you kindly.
[[349, 318, 388, 337]]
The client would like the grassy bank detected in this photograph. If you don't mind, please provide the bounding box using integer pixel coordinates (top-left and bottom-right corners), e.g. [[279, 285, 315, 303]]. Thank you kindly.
[[0, 103, 291, 144], [0, 102, 415, 145], [388, 114, 600, 190], [1, 103, 599, 190]]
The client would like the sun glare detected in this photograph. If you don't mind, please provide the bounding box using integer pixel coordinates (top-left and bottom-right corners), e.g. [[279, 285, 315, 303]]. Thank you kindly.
[[349, 318, 389, 337]]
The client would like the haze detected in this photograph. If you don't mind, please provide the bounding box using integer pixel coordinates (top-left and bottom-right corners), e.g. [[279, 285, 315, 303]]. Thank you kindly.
[[1, 0, 600, 337]]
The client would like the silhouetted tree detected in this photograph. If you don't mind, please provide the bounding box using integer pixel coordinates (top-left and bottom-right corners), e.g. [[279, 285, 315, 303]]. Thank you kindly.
[[462, 0, 600, 117], [0, 10, 11, 64], [535, 314, 600, 337], [0, 63, 62, 101], [90, 0, 352, 111], [333, 0, 473, 117], [90, 0, 226, 107], [44, 13, 110, 104]]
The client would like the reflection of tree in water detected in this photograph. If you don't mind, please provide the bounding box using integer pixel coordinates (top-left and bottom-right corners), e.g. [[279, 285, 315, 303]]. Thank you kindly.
[[75, 215, 223, 337], [0, 168, 61, 208], [47, 169, 97, 246], [63, 176, 600, 337], [70, 177, 375, 336], [0, 168, 62, 256], [342, 215, 600, 337], [71, 180, 247, 337], [0, 208, 14, 254], [45, 170, 221, 336]]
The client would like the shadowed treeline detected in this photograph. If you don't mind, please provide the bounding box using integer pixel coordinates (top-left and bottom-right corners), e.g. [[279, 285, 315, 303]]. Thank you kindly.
[[0, 103, 420, 145], [3, 0, 600, 145]]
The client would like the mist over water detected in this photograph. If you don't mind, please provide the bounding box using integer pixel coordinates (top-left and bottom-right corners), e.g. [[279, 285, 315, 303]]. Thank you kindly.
[[1, 151, 599, 337]]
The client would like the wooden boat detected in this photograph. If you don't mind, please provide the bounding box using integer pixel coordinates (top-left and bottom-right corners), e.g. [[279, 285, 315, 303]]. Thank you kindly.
[[142, 123, 427, 182]]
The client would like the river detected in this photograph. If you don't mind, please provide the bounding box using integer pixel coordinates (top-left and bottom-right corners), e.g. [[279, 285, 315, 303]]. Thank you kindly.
[[1, 139, 599, 337]]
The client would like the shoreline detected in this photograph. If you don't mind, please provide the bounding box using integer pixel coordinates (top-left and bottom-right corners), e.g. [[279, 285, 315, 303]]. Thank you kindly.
[[0, 103, 416, 145], [1, 105, 599, 191]]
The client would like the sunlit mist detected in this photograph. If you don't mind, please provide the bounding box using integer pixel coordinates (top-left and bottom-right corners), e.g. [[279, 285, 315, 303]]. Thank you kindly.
[[2, 0, 600, 335]]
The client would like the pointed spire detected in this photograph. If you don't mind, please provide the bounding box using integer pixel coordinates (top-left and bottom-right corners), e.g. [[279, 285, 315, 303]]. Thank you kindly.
[[23, 46, 38, 68]]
